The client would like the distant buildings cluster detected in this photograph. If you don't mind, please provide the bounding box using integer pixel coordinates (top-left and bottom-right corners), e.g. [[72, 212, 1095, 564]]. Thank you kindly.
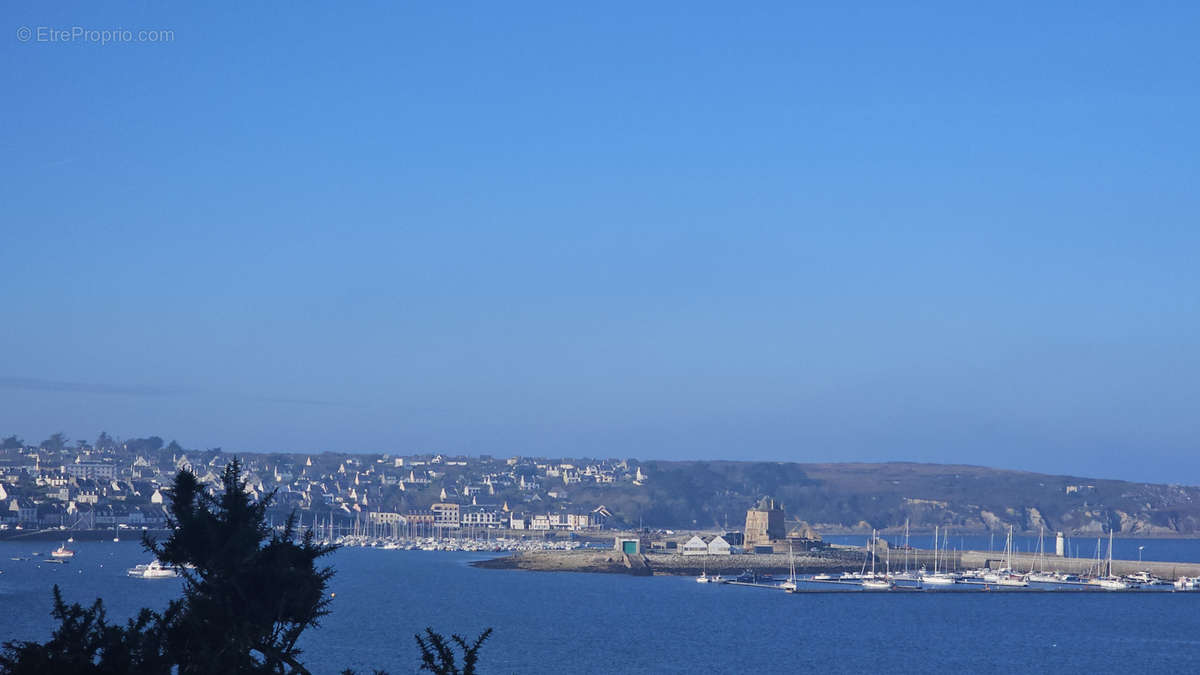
[[0, 437, 651, 534]]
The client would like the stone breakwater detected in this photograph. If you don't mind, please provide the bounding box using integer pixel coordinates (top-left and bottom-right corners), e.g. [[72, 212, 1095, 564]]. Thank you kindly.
[[472, 547, 1200, 579], [471, 549, 869, 576]]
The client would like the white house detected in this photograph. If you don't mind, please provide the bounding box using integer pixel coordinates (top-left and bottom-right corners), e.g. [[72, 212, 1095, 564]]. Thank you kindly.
[[682, 535, 709, 556]]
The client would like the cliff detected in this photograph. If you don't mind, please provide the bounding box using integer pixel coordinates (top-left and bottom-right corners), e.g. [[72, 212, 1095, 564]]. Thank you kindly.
[[567, 461, 1200, 535]]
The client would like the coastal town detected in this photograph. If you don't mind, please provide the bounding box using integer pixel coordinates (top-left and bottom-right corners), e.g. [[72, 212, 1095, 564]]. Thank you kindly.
[[0, 433, 644, 537], [6, 432, 1200, 544], [5, 433, 1200, 596]]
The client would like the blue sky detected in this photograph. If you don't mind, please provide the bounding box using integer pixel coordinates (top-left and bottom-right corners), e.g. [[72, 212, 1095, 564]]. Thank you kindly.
[[2, 2, 1198, 483]]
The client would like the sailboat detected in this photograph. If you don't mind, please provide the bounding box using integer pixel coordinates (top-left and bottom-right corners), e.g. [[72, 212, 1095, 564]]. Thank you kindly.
[[991, 526, 1028, 586], [922, 525, 957, 585], [781, 545, 799, 591], [1092, 530, 1130, 590], [891, 519, 920, 581], [1027, 527, 1060, 583], [862, 531, 893, 590]]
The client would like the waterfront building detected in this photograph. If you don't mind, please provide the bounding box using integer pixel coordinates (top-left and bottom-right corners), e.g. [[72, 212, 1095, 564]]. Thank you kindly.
[[431, 502, 461, 529], [367, 511, 403, 526], [614, 537, 641, 555], [682, 535, 709, 555], [706, 535, 733, 555]]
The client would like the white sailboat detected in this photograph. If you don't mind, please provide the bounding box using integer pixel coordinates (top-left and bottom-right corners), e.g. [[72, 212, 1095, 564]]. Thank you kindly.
[[922, 525, 957, 585], [780, 545, 799, 591], [696, 557, 722, 584], [862, 530, 893, 590], [891, 519, 917, 581], [990, 526, 1028, 587], [1092, 531, 1130, 590], [1027, 527, 1061, 583]]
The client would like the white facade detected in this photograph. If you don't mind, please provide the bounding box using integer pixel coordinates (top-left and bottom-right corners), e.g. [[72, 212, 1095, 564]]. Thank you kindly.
[[707, 535, 732, 555], [682, 535, 709, 556]]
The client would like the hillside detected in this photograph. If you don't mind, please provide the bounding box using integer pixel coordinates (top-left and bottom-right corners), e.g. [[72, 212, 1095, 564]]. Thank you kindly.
[[569, 461, 1200, 535]]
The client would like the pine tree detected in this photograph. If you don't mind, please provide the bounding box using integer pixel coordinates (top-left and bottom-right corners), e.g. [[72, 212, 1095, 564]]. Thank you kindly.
[[0, 459, 336, 675]]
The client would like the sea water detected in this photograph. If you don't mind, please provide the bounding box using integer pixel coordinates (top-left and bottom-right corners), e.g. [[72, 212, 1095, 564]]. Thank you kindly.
[[2, 540, 1199, 674]]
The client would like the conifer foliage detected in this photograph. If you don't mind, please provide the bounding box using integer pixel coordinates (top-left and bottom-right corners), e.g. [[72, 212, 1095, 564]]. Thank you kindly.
[[0, 459, 337, 675]]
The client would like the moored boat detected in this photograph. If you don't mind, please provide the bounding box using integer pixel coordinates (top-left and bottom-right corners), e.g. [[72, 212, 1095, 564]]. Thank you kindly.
[[50, 544, 75, 558], [1093, 577, 1131, 590], [127, 560, 179, 579], [921, 572, 957, 585], [995, 574, 1029, 587]]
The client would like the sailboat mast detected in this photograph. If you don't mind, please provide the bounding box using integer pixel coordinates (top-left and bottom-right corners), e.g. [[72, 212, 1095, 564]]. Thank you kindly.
[[933, 525, 939, 575], [1107, 530, 1114, 578], [871, 530, 877, 577]]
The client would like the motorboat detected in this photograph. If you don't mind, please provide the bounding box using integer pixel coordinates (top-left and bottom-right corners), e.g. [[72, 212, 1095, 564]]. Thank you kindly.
[[50, 544, 75, 558], [127, 560, 179, 579], [1173, 577, 1198, 591], [1125, 571, 1160, 585]]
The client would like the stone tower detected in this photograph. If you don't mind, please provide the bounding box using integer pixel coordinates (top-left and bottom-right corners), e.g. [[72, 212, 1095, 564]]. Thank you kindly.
[[744, 497, 786, 548]]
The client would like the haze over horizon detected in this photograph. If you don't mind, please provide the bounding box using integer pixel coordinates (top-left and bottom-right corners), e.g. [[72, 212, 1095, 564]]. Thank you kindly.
[[3, 2, 1198, 484]]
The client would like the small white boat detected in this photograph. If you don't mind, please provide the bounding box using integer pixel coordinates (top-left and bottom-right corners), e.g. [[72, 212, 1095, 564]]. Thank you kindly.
[[50, 544, 75, 558], [127, 560, 178, 579], [995, 574, 1029, 587], [1173, 577, 1198, 591], [1125, 571, 1159, 585], [862, 578, 893, 590], [921, 574, 957, 586], [696, 573, 712, 583], [1026, 572, 1062, 584]]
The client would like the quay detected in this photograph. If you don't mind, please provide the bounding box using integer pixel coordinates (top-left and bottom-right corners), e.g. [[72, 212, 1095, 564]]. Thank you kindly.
[[474, 545, 1200, 579]]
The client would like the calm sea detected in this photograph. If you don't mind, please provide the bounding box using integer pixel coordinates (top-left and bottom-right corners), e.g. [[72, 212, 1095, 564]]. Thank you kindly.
[[3, 540, 1200, 674]]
